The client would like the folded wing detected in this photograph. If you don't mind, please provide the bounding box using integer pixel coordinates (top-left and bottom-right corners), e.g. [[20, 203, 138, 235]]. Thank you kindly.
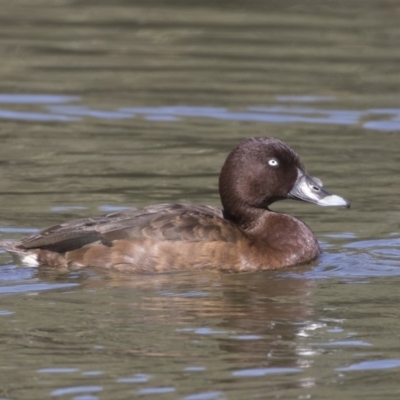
[[19, 204, 243, 253]]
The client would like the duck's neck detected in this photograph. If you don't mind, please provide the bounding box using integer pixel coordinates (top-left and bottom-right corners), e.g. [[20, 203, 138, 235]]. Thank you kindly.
[[222, 205, 265, 231]]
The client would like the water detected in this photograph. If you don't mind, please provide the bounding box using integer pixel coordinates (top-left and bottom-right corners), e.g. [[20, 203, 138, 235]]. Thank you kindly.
[[1, 0, 400, 399]]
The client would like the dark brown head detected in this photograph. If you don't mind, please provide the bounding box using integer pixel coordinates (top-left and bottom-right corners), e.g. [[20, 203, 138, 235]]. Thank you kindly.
[[219, 137, 349, 226]]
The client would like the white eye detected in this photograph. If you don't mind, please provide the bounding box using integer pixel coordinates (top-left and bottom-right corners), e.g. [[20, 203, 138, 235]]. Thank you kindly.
[[268, 159, 279, 167]]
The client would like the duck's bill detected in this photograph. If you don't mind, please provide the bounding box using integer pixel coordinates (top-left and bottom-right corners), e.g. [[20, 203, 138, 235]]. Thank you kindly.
[[288, 171, 350, 208]]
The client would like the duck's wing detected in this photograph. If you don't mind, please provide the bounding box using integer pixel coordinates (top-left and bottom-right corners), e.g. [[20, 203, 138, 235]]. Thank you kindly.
[[19, 215, 105, 253], [19, 204, 243, 253]]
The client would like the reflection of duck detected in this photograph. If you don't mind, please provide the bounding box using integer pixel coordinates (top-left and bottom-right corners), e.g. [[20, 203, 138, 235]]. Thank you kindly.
[[0, 137, 349, 272], [58, 269, 319, 365]]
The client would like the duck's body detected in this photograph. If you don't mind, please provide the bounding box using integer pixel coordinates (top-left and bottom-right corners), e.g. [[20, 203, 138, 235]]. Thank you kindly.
[[0, 137, 349, 272]]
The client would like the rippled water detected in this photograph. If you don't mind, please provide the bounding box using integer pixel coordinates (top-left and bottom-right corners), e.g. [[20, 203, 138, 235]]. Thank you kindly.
[[1, 95, 400, 131], [1, 1, 400, 399]]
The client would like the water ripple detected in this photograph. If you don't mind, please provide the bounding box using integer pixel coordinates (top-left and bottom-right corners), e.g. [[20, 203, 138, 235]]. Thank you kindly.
[[136, 387, 175, 395], [337, 359, 400, 371], [0, 93, 398, 131], [0, 94, 79, 104], [285, 237, 400, 280], [50, 386, 102, 397], [0, 282, 79, 294], [183, 391, 225, 400], [232, 367, 301, 377], [37, 368, 79, 374]]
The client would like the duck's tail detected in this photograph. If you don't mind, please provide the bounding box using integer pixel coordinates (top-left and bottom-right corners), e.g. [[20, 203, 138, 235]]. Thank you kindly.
[[0, 240, 40, 267]]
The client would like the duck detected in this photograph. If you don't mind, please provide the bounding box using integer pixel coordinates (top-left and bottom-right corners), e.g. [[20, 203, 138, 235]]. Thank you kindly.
[[0, 137, 349, 273]]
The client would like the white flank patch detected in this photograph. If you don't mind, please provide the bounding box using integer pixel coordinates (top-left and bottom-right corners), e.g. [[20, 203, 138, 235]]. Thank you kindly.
[[20, 253, 39, 267]]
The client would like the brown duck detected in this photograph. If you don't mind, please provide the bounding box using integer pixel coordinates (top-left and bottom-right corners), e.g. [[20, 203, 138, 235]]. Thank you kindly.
[[0, 137, 349, 272]]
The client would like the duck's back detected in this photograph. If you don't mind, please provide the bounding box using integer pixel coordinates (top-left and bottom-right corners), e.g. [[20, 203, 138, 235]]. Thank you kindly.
[[21, 204, 242, 249]]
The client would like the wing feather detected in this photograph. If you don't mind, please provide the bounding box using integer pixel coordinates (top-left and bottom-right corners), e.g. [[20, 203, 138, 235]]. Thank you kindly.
[[19, 204, 243, 253]]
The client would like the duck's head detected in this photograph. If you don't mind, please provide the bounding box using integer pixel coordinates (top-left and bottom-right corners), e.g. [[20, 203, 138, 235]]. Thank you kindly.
[[219, 137, 349, 224]]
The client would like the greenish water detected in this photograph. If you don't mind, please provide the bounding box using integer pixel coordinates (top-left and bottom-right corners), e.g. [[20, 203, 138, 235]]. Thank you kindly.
[[1, 1, 400, 399]]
